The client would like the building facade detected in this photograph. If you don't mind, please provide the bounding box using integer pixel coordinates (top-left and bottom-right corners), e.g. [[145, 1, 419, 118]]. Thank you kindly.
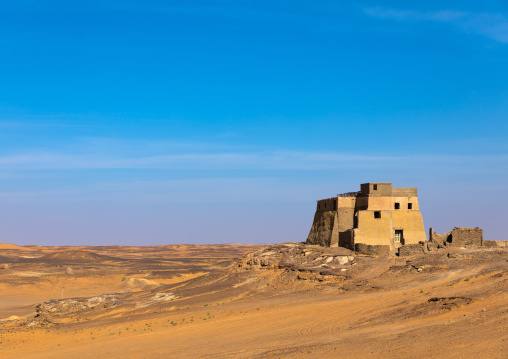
[[306, 183, 427, 251]]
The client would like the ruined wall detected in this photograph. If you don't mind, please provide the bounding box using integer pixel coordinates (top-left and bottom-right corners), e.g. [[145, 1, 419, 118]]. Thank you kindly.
[[306, 211, 337, 247], [398, 243, 425, 256], [429, 228, 451, 244], [391, 210, 427, 245], [483, 240, 508, 248], [450, 227, 483, 246], [353, 210, 393, 247], [354, 243, 390, 257], [430, 227, 483, 246]]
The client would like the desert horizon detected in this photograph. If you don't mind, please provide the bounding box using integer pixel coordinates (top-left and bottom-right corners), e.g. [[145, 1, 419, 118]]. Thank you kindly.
[[1, 1, 507, 358]]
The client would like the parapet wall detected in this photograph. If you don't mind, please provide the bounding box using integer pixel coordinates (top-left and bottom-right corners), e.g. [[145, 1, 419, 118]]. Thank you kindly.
[[392, 187, 417, 197]]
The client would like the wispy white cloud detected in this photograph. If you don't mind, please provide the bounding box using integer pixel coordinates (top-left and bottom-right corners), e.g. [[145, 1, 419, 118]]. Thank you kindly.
[[0, 150, 505, 171], [364, 7, 508, 44], [364, 7, 466, 22]]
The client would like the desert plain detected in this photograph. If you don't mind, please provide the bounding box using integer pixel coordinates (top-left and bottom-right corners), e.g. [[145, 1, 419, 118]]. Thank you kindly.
[[0, 242, 507, 358]]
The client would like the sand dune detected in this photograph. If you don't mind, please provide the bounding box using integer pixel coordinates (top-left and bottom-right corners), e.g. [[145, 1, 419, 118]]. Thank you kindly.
[[40, 250, 120, 263], [0, 243, 24, 250]]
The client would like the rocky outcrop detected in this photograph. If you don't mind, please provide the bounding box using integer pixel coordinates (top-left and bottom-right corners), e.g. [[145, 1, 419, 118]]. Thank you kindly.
[[236, 242, 354, 272]]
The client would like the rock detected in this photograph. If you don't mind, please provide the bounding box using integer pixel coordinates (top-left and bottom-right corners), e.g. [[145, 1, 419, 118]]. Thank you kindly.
[[149, 293, 178, 301], [447, 252, 470, 259], [65, 266, 74, 275], [2, 263, 9, 270], [426, 242, 439, 252], [335, 256, 349, 265]]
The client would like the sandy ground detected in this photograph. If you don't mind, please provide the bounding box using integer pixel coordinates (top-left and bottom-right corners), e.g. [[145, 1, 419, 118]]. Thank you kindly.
[[0, 243, 507, 358]]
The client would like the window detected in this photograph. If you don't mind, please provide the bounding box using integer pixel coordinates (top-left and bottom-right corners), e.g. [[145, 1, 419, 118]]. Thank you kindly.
[[374, 211, 381, 218], [395, 230, 403, 243], [373, 184, 378, 190], [318, 204, 320, 210], [395, 203, 400, 209], [333, 200, 337, 211], [408, 203, 413, 209], [324, 203, 326, 209]]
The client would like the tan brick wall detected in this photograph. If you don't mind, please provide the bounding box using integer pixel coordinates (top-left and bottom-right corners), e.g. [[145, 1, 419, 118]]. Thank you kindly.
[[354, 210, 393, 246], [391, 210, 427, 245], [365, 196, 419, 211], [392, 187, 417, 197]]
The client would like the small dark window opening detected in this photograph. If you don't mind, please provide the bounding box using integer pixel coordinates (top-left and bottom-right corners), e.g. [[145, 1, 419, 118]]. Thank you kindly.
[[395, 203, 400, 209], [333, 200, 337, 211], [324, 203, 326, 209], [374, 211, 381, 219], [408, 203, 413, 209], [373, 184, 378, 190], [318, 204, 321, 210]]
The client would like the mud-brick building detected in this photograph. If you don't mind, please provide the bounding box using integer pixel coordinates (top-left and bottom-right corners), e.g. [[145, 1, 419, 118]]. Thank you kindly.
[[306, 183, 427, 251]]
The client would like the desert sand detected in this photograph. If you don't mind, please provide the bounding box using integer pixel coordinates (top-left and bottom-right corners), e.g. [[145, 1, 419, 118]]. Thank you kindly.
[[0, 242, 507, 358]]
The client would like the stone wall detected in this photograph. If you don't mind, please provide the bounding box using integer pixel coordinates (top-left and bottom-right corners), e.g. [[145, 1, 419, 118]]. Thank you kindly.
[[354, 243, 390, 257], [483, 240, 508, 248], [398, 243, 425, 256], [430, 227, 483, 246], [450, 227, 483, 246], [429, 228, 451, 244]]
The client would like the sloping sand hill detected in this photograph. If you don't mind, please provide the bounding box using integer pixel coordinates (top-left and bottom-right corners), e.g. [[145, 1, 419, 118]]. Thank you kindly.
[[0, 243, 24, 250]]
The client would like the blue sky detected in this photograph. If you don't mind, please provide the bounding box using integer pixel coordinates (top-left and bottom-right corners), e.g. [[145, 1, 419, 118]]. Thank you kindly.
[[0, 1, 507, 245]]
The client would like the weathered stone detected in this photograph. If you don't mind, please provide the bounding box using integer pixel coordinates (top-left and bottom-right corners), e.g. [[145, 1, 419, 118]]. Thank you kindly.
[[398, 244, 425, 257], [354, 243, 390, 257], [431, 227, 483, 247]]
